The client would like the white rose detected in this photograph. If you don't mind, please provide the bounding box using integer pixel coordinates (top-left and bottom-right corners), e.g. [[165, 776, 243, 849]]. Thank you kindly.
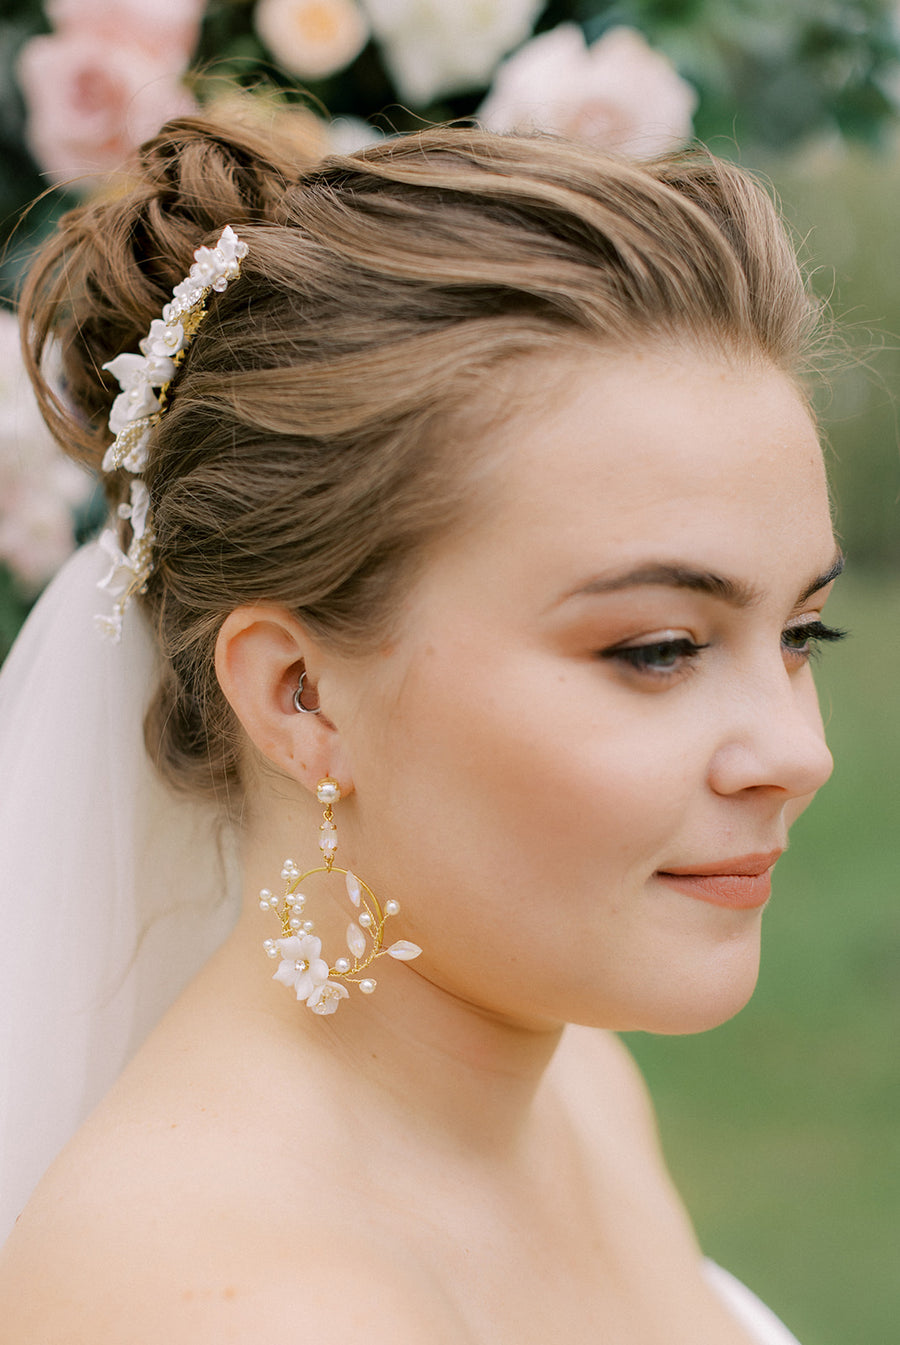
[[328, 115, 382, 154], [360, 0, 542, 104], [478, 23, 697, 158], [254, 0, 370, 79], [0, 311, 91, 592], [0, 476, 83, 593]]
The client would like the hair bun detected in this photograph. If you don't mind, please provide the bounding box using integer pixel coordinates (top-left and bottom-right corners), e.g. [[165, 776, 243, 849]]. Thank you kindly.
[[19, 114, 298, 477]]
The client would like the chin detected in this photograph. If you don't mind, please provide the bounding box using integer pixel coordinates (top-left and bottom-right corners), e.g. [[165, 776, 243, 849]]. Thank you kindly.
[[575, 933, 764, 1036], [627, 956, 762, 1036], [645, 904, 768, 1034], [637, 982, 759, 1036]]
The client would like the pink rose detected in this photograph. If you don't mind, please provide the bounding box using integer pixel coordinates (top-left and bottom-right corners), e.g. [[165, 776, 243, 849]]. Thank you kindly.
[[478, 23, 697, 159], [46, 0, 205, 62], [17, 31, 198, 188]]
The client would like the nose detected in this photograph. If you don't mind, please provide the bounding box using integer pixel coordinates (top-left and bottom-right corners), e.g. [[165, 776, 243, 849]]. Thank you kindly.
[[707, 667, 834, 801]]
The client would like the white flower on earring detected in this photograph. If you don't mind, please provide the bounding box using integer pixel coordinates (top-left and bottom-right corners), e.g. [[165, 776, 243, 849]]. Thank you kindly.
[[306, 982, 351, 1015], [272, 933, 330, 1000]]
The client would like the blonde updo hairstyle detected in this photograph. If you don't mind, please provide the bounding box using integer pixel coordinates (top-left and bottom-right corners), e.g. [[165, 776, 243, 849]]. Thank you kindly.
[[21, 120, 817, 807]]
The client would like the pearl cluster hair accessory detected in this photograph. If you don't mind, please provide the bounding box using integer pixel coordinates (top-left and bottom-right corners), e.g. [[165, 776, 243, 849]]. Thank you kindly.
[[95, 225, 248, 641], [260, 779, 423, 1015]]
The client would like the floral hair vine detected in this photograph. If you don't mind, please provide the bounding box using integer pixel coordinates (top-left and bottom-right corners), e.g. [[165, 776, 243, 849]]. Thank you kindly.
[[94, 224, 248, 641]]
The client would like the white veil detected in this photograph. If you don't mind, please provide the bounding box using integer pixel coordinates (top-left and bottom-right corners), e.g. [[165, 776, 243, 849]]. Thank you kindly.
[[0, 541, 240, 1241]]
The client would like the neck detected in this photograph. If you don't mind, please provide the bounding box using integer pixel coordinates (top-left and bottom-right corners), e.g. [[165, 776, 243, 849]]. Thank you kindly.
[[328, 964, 565, 1151], [216, 854, 563, 1159]]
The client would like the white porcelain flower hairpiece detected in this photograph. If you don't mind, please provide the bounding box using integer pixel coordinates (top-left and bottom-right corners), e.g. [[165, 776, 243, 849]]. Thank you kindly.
[[95, 224, 248, 640]]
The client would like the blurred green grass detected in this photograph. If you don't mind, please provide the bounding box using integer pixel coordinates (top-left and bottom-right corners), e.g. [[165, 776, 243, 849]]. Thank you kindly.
[[626, 570, 900, 1344], [773, 144, 900, 572]]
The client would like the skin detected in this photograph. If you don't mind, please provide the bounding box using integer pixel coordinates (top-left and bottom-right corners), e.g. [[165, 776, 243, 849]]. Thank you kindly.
[[0, 346, 840, 1344]]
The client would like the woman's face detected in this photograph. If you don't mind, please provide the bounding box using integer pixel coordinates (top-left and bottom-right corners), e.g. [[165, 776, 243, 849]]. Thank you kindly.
[[332, 347, 840, 1034]]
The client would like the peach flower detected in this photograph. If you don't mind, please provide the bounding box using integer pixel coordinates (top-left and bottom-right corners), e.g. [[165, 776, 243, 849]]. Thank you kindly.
[[254, 0, 370, 79], [478, 23, 697, 158], [205, 90, 332, 166], [360, 0, 542, 104]]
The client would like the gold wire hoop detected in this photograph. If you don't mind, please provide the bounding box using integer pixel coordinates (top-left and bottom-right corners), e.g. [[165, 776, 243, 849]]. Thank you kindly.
[[282, 864, 387, 977], [259, 780, 420, 1012]]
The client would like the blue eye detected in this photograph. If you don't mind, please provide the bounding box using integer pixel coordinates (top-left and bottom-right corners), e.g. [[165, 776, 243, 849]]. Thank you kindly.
[[782, 619, 847, 662], [602, 637, 709, 676]]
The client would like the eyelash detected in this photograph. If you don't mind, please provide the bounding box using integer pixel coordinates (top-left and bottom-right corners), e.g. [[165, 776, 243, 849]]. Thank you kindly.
[[781, 619, 847, 661], [601, 620, 847, 678], [603, 637, 708, 676]]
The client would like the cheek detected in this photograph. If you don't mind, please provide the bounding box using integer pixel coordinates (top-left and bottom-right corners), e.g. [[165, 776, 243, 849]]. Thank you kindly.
[[348, 655, 761, 1031], [355, 652, 697, 927]]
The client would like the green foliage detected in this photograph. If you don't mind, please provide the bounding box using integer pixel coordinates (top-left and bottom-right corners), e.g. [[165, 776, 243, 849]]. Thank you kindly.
[[0, 9, 51, 266], [0, 562, 33, 663], [579, 0, 900, 151], [771, 145, 900, 568]]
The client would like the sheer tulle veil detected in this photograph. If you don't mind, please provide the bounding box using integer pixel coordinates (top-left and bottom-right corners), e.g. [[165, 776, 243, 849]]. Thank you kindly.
[[0, 541, 240, 1241]]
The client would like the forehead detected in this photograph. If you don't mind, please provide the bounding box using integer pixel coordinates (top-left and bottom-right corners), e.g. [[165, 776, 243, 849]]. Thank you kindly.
[[410, 347, 834, 618], [498, 346, 820, 513], [491, 347, 821, 511]]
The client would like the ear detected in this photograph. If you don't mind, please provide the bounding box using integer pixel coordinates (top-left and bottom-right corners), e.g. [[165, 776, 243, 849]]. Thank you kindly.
[[214, 606, 354, 796]]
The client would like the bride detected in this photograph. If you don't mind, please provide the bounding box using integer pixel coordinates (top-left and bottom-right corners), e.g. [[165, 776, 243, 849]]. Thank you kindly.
[[0, 120, 844, 1342]]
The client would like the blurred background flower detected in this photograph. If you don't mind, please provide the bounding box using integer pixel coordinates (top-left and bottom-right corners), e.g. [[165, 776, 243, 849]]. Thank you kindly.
[[360, 0, 543, 103], [15, 0, 203, 188], [253, 0, 370, 80], [0, 309, 92, 650], [2, 0, 898, 614], [4, 0, 900, 220], [478, 23, 697, 156], [0, 10, 897, 1337]]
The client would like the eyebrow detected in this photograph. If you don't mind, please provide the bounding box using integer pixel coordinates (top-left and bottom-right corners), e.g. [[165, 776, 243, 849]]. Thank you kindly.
[[561, 551, 845, 609]]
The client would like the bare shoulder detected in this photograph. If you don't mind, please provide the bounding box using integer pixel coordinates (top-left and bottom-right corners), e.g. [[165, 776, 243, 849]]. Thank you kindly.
[[0, 1166, 458, 1345], [1, 1246, 454, 1345], [0, 1002, 465, 1343]]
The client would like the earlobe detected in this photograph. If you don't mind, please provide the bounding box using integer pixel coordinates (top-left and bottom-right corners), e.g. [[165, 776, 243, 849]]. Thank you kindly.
[[214, 607, 353, 794]]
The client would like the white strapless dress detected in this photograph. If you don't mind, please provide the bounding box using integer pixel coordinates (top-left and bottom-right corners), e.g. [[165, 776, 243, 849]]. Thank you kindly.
[[704, 1261, 802, 1344]]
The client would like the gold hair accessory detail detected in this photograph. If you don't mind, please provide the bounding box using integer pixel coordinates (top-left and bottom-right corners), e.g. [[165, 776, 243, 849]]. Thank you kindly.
[[259, 779, 422, 1015], [94, 225, 248, 641]]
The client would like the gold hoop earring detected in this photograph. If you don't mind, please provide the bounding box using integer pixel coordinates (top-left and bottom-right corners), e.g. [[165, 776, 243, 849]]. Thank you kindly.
[[259, 779, 422, 1015]]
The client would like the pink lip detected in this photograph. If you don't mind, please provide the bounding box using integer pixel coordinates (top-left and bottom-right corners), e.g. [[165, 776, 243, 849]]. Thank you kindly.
[[655, 851, 783, 910]]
